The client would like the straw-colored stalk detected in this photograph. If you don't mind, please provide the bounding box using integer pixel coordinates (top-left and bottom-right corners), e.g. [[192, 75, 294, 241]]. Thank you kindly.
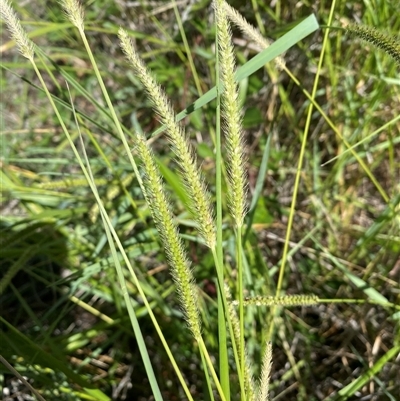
[[118, 28, 216, 249]]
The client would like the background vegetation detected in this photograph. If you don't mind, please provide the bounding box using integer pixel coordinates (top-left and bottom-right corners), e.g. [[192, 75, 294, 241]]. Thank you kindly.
[[1, 0, 399, 400]]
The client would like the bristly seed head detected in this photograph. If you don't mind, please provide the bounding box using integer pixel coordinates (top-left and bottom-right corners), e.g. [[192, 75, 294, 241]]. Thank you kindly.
[[222, 1, 285, 70], [214, 0, 247, 228], [0, 0, 35, 60], [135, 134, 202, 340], [258, 341, 273, 401], [119, 27, 216, 248], [231, 294, 320, 307], [59, 0, 84, 31], [346, 23, 400, 66]]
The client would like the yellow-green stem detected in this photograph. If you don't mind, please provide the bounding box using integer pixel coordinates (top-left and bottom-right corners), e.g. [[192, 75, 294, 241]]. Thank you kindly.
[[237, 225, 245, 386], [211, 248, 246, 400], [270, 0, 338, 343], [198, 336, 228, 401]]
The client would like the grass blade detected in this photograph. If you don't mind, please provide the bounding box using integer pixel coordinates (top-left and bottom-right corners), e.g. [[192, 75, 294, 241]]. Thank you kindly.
[[151, 14, 320, 136]]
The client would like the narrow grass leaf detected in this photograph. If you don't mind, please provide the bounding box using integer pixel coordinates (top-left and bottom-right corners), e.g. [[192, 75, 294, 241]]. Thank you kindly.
[[1, 66, 117, 138], [311, 236, 389, 304], [325, 344, 400, 401], [152, 14, 320, 135], [156, 158, 191, 209], [244, 133, 271, 243]]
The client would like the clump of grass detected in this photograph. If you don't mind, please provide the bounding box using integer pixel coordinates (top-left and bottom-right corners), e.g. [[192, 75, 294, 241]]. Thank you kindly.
[[2, 0, 400, 400]]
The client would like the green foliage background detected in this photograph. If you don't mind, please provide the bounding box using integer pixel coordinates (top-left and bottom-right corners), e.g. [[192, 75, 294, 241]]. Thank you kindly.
[[1, 0, 399, 400]]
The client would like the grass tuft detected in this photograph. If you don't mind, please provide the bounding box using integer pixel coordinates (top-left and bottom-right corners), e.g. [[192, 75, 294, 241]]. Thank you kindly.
[[1, 0, 399, 399]]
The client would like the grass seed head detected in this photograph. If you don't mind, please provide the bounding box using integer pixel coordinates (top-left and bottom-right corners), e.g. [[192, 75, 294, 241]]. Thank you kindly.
[[1, 0, 35, 60]]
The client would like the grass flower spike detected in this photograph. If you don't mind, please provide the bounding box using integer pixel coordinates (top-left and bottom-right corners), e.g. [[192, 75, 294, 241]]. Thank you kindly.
[[232, 294, 320, 307], [222, 1, 285, 70], [59, 0, 84, 31], [346, 24, 400, 66], [135, 134, 201, 340], [214, 0, 247, 228], [0, 0, 34, 60], [119, 28, 216, 249], [258, 342, 273, 401], [214, 2, 248, 391]]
